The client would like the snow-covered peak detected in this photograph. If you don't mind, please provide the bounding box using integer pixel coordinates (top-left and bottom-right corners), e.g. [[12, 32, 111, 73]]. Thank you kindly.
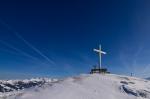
[[146, 77, 150, 80], [2, 74, 150, 99]]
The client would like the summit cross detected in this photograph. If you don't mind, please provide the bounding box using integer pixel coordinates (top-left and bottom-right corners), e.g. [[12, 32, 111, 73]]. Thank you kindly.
[[94, 45, 106, 69]]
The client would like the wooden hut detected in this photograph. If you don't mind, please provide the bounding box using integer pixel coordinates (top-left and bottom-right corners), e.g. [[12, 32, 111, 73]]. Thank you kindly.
[[90, 65, 109, 74]]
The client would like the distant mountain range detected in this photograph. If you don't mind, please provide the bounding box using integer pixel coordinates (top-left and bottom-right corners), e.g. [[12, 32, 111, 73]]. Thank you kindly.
[[146, 77, 150, 80], [0, 78, 57, 93]]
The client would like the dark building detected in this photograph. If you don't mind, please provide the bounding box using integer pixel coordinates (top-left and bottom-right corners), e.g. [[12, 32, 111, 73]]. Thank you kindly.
[[90, 65, 110, 74]]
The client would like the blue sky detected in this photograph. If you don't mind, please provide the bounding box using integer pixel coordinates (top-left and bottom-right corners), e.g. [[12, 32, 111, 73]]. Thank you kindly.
[[0, 0, 150, 79]]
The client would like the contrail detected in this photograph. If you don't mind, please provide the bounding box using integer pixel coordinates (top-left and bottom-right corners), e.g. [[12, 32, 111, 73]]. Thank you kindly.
[[0, 40, 39, 62], [0, 19, 55, 65], [0, 40, 50, 66], [14, 32, 55, 65]]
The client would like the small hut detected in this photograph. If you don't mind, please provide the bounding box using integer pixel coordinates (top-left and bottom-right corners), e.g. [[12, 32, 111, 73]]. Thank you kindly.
[[90, 65, 109, 74]]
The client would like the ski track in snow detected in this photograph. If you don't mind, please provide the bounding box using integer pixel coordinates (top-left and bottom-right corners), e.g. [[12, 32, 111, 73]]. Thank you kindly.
[[1, 74, 150, 99]]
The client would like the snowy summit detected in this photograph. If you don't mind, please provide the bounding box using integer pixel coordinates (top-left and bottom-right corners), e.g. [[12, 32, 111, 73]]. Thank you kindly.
[[1, 74, 150, 99]]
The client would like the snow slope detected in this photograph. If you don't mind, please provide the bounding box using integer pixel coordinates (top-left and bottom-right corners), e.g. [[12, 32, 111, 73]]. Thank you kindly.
[[3, 74, 150, 99]]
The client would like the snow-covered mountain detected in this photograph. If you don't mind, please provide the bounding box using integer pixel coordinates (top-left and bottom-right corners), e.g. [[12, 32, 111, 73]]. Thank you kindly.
[[0, 78, 58, 98], [146, 77, 150, 80], [1, 74, 150, 99]]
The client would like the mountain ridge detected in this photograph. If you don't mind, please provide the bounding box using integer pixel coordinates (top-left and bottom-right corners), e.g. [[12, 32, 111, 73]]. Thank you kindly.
[[1, 74, 150, 99]]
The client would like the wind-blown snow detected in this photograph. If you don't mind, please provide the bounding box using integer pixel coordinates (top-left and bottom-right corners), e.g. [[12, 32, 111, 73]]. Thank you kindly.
[[2, 74, 150, 99]]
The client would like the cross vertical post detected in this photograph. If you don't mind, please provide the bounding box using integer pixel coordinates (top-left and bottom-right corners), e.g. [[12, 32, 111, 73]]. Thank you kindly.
[[93, 44, 106, 69], [99, 45, 101, 69]]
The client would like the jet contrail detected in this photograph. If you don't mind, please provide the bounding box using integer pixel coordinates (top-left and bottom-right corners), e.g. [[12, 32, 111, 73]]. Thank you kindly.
[[0, 40, 50, 66], [14, 32, 55, 65], [0, 18, 55, 65]]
